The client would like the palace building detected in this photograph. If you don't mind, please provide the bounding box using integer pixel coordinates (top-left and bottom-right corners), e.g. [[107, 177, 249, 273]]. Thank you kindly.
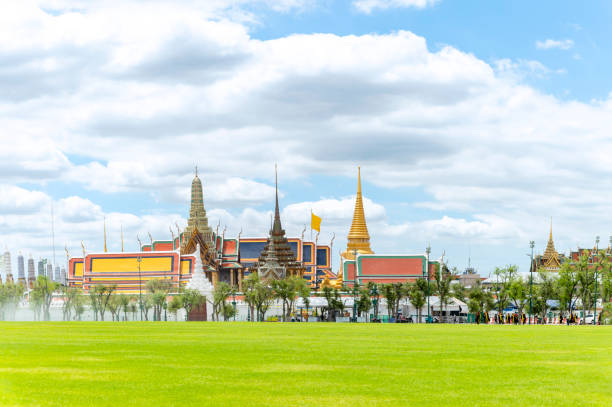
[[67, 168, 332, 293]]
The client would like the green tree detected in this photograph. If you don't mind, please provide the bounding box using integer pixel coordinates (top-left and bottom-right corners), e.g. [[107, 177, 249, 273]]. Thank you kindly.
[[146, 278, 173, 321], [107, 294, 122, 321], [452, 283, 467, 303], [210, 282, 232, 321], [298, 277, 311, 320], [253, 281, 275, 321], [32, 275, 59, 321], [243, 273, 260, 322], [0, 281, 25, 320], [118, 295, 131, 321], [61, 286, 82, 321], [558, 261, 580, 320], [272, 276, 308, 321], [271, 278, 296, 322], [321, 286, 343, 321], [367, 282, 380, 320], [356, 286, 372, 317], [168, 295, 182, 320], [508, 278, 528, 323], [381, 284, 397, 321], [433, 264, 454, 322], [72, 293, 86, 320], [467, 281, 494, 322], [492, 265, 518, 318], [576, 252, 595, 324], [142, 294, 154, 321], [89, 284, 116, 321], [180, 288, 206, 320], [408, 280, 427, 323], [532, 270, 558, 322]]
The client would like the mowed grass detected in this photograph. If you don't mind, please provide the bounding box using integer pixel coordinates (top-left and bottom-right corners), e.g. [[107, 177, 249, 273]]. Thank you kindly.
[[0, 323, 610, 407]]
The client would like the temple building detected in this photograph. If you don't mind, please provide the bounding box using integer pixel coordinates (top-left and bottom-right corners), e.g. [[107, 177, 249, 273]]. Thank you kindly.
[[325, 167, 437, 289], [250, 167, 305, 280], [534, 223, 562, 271], [67, 169, 330, 293]]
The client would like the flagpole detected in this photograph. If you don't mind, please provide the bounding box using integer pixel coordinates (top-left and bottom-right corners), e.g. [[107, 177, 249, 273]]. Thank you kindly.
[[310, 209, 313, 241]]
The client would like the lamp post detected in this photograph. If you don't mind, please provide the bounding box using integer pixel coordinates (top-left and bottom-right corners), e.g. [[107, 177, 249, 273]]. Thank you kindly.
[[232, 291, 237, 322], [593, 236, 600, 325], [137, 256, 142, 321], [529, 240, 534, 325], [353, 249, 358, 322], [370, 283, 379, 322], [426, 244, 431, 323]]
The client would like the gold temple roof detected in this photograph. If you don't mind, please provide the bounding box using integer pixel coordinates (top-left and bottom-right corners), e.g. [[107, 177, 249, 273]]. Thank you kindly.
[[542, 220, 560, 268]]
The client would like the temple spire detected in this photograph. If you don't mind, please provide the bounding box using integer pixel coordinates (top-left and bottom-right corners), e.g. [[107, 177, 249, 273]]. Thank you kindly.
[[342, 167, 373, 259], [182, 169, 214, 253], [542, 218, 560, 268], [272, 163, 282, 234]]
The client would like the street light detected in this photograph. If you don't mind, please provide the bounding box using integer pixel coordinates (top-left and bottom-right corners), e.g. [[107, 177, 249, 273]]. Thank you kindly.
[[353, 249, 358, 322], [529, 241, 534, 325], [137, 256, 142, 321], [593, 236, 600, 325], [369, 284, 379, 322], [426, 244, 431, 324], [232, 291, 237, 322]]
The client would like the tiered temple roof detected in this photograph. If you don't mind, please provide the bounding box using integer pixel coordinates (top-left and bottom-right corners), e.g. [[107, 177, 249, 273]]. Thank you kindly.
[[541, 221, 561, 269], [251, 167, 304, 279]]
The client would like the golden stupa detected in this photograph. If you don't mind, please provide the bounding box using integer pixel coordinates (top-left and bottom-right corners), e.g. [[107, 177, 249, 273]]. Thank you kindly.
[[341, 166, 374, 259], [328, 167, 374, 289]]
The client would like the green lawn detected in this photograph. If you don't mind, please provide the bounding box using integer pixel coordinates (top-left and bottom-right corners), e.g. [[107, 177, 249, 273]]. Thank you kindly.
[[0, 323, 610, 407]]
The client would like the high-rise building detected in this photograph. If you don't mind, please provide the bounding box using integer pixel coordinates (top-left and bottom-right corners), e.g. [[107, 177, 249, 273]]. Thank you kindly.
[[37, 259, 47, 277], [3, 249, 12, 284], [46, 263, 53, 280], [60, 267, 66, 285], [54, 266, 61, 282], [27, 255, 36, 288], [17, 252, 25, 283]]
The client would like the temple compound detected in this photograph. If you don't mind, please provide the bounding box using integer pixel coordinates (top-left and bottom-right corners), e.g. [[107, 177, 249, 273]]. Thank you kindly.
[[532, 221, 612, 273], [532, 223, 563, 272], [67, 169, 331, 293], [324, 167, 438, 289]]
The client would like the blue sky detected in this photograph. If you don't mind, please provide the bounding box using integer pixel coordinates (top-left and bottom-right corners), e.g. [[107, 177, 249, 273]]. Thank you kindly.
[[2, 0, 612, 279]]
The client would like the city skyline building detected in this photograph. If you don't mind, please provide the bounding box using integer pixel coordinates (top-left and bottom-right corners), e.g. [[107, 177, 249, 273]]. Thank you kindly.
[[17, 253, 25, 284]]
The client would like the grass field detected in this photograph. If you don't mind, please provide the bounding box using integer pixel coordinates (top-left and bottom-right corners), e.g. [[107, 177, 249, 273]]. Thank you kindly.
[[0, 323, 610, 407]]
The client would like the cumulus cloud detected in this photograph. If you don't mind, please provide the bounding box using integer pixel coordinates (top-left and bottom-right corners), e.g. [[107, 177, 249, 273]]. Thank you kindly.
[[353, 0, 440, 14], [2, 1, 612, 271], [536, 39, 574, 50]]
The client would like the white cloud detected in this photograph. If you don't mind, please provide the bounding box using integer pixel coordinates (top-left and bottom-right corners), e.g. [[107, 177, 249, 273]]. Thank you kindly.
[[536, 39, 574, 50], [1, 1, 612, 272], [353, 0, 440, 14]]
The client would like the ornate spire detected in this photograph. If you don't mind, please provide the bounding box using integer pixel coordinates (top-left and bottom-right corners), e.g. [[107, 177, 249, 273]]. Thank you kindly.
[[252, 165, 304, 280], [272, 163, 282, 234], [542, 218, 560, 268], [182, 168, 214, 252], [342, 167, 373, 259]]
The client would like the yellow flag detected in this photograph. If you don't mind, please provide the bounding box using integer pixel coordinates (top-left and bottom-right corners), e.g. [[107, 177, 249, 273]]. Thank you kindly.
[[311, 212, 322, 232]]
